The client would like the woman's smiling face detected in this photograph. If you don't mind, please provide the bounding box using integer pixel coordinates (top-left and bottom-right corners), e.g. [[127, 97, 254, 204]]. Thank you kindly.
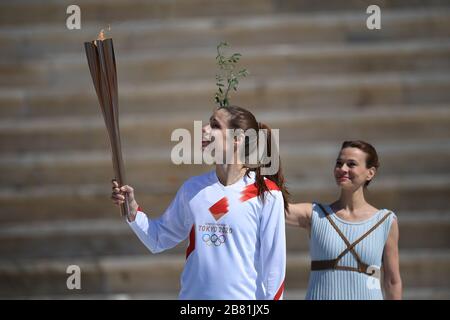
[[334, 147, 376, 190]]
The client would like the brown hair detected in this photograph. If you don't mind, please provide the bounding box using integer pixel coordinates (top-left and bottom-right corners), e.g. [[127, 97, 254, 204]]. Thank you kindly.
[[219, 105, 290, 210], [340, 140, 380, 187]]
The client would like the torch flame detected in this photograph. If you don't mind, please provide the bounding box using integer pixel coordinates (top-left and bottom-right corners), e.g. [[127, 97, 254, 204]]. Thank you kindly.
[[97, 29, 106, 41], [96, 25, 111, 41]]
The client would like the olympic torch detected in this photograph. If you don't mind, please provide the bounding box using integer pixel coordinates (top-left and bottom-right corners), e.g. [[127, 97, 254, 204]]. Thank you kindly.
[[84, 29, 130, 221]]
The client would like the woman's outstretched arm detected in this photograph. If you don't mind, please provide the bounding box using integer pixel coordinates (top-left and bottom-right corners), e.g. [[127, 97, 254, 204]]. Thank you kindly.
[[111, 180, 193, 254], [285, 202, 313, 229]]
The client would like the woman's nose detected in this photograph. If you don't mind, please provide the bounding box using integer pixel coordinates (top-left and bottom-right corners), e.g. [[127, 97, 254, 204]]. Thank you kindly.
[[202, 124, 210, 134]]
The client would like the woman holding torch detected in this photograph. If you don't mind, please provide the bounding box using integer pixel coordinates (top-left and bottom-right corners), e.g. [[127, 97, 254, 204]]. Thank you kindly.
[[111, 105, 288, 300]]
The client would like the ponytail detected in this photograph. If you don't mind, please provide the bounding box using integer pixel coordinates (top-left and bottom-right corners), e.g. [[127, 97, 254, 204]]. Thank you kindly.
[[219, 105, 290, 210], [248, 122, 290, 211]]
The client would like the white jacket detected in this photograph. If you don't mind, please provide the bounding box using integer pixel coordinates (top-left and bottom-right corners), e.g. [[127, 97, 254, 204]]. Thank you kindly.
[[128, 170, 286, 300]]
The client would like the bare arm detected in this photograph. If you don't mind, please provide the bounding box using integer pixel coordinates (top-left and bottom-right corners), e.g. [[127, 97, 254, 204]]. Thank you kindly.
[[285, 202, 313, 229], [382, 218, 402, 300]]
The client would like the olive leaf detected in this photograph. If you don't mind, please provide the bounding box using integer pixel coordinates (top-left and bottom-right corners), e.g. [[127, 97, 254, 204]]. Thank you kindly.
[[214, 42, 249, 107]]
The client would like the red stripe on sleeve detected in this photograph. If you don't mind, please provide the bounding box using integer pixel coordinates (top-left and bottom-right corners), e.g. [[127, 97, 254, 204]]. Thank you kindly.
[[185, 225, 196, 259], [274, 280, 285, 300]]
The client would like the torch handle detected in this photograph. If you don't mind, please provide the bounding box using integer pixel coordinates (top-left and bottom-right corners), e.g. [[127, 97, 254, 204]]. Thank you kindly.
[[121, 193, 131, 221]]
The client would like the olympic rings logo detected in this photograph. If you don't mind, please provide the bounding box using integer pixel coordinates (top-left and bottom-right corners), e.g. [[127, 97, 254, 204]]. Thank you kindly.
[[202, 233, 226, 247]]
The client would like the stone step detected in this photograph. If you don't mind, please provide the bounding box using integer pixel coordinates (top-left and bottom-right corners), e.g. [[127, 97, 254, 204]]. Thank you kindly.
[[0, 174, 449, 224], [0, 0, 447, 27], [3, 9, 450, 62], [1, 104, 449, 153], [2, 139, 450, 188], [10, 287, 450, 300], [0, 250, 448, 297], [0, 213, 448, 260], [1, 72, 449, 120], [3, 40, 450, 88]]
